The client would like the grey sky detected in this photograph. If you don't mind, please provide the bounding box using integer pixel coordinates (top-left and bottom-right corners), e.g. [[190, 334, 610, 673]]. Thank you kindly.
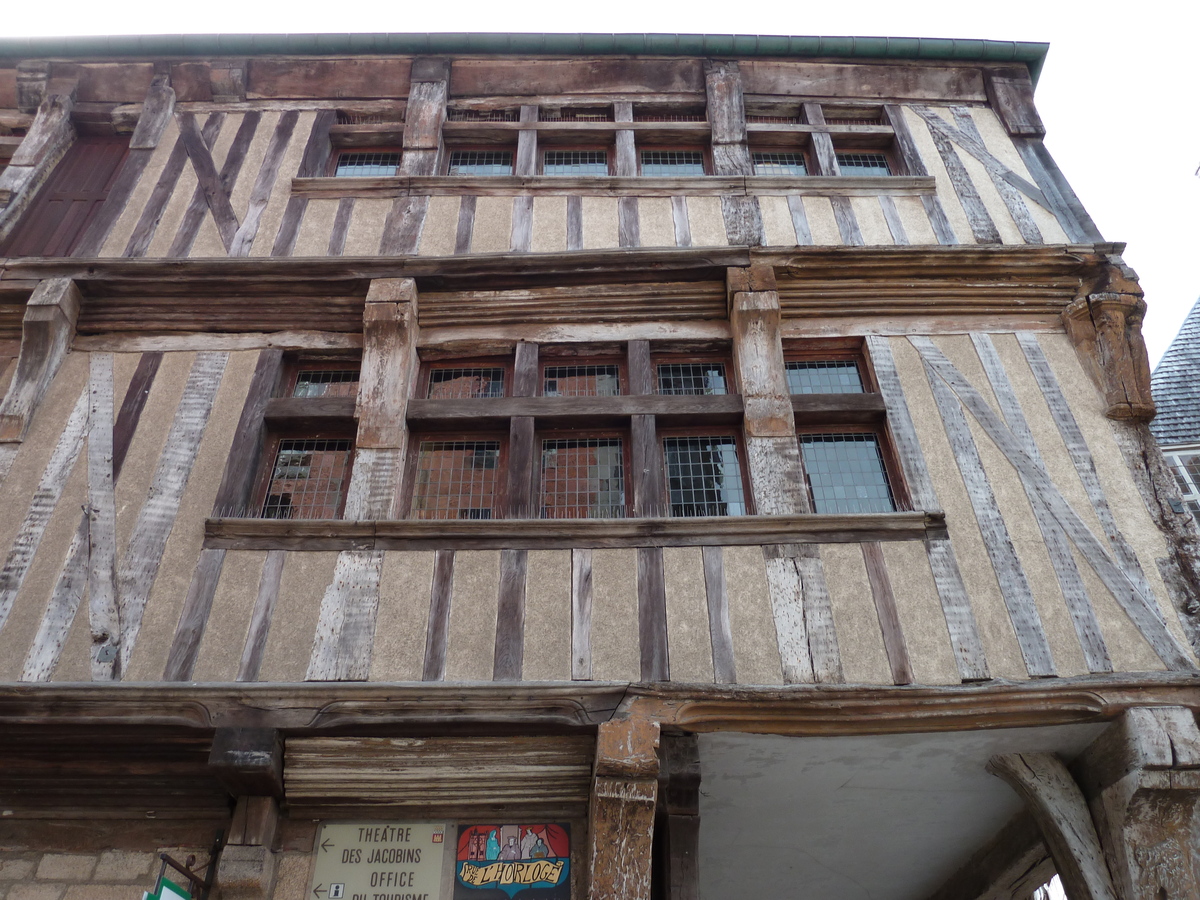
[[6, 0, 1197, 364]]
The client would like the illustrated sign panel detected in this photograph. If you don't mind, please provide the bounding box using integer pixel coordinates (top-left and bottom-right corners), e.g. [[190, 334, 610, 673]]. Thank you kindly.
[[309, 822, 447, 900], [454, 824, 571, 899]]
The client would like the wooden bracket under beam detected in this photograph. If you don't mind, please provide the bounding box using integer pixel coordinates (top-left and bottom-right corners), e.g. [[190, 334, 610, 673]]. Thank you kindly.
[[208, 727, 284, 798], [0, 278, 80, 442]]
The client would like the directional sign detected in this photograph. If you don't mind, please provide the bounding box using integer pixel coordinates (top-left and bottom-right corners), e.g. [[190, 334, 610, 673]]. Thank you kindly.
[[309, 822, 448, 900]]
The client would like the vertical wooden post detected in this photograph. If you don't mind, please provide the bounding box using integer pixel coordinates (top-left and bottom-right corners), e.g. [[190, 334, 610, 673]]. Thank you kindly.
[[588, 718, 660, 900], [728, 265, 842, 683], [613, 101, 640, 247], [628, 340, 669, 681], [345, 277, 419, 520], [380, 58, 447, 254], [495, 341, 537, 680], [308, 278, 418, 681], [705, 61, 762, 246]]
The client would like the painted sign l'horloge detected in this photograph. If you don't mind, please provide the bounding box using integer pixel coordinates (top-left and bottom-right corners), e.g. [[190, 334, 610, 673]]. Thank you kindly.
[[455, 824, 571, 900]]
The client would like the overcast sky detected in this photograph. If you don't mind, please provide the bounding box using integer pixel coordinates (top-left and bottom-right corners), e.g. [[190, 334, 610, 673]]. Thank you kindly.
[[6, 1, 1197, 365]]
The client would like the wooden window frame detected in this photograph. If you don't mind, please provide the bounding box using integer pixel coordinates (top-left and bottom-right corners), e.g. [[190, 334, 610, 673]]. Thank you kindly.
[[327, 147, 403, 177], [535, 428, 633, 519], [443, 145, 517, 177], [784, 340, 909, 512], [248, 354, 360, 520], [539, 354, 626, 397], [637, 146, 712, 177], [421, 356, 513, 400], [539, 146, 614, 177], [794, 424, 905, 514], [659, 426, 755, 517], [251, 429, 357, 520], [652, 352, 736, 396], [401, 431, 510, 520], [748, 146, 812, 177]]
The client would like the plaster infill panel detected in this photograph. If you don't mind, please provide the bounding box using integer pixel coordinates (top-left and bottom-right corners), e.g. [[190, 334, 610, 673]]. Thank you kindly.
[[372, 550, 435, 682]]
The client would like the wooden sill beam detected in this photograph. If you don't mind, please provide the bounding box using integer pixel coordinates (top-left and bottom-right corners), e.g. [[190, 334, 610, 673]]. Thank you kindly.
[[204, 510, 946, 551], [289, 173, 935, 199], [792, 392, 886, 423], [2, 242, 1124, 286], [1, 674, 1199, 737]]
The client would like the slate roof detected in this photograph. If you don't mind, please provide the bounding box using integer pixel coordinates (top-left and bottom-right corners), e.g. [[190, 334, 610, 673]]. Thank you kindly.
[[1151, 296, 1200, 444]]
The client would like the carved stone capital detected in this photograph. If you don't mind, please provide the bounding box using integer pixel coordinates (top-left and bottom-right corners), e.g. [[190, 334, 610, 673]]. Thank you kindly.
[[1062, 290, 1156, 421]]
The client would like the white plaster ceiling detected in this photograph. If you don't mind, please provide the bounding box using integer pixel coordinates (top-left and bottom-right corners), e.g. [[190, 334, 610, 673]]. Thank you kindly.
[[698, 723, 1105, 900]]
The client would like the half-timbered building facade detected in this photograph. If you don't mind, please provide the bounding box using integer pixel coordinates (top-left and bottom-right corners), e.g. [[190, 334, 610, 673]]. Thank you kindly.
[[0, 33, 1197, 900]]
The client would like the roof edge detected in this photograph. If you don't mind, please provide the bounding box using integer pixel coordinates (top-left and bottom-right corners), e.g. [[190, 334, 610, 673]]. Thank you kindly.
[[0, 33, 1050, 84]]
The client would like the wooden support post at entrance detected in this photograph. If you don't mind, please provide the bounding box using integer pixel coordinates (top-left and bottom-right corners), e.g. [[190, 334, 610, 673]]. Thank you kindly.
[[210, 728, 283, 898], [658, 733, 700, 900], [588, 718, 660, 900]]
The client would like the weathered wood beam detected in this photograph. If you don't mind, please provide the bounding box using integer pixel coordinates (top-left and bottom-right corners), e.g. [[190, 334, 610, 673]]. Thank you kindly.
[[0, 277, 81, 443], [588, 718, 660, 900], [1072, 707, 1200, 900], [208, 727, 284, 797], [988, 753, 1118, 900], [289, 172, 934, 198], [0, 674, 1198, 735], [729, 267, 841, 684], [0, 84, 76, 239], [204, 510, 945, 552]]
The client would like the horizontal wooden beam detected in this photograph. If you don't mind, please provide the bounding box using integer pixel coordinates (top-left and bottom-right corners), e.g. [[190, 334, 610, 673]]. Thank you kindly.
[[793, 392, 886, 423], [203, 510, 945, 551], [407, 394, 744, 428], [264, 395, 357, 429], [2, 242, 1123, 287], [1, 673, 1198, 736], [290, 173, 935, 199]]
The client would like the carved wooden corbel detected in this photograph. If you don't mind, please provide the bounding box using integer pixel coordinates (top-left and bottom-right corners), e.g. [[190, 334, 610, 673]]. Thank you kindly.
[[1073, 707, 1200, 900], [588, 718, 660, 900], [1062, 281, 1156, 421]]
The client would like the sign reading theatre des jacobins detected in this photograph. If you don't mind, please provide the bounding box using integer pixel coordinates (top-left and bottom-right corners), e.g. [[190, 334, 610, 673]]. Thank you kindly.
[[455, 824, 570, 900]]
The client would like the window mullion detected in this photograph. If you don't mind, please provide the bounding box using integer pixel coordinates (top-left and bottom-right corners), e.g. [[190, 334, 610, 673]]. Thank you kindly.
[[628, 339, 666, 517], [507, 341, 539, 518]]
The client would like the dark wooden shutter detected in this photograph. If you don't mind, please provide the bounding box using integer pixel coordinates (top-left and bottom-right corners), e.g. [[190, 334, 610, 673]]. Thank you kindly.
[[0, 135, 129, 257]]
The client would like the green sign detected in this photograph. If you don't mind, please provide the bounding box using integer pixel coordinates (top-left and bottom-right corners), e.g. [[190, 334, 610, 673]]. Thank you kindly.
[[143, 877, 192, 900]]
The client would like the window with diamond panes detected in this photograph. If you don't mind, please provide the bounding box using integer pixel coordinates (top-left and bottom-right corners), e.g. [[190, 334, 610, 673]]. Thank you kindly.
[[427, 367, 506, 400], [836, 152, 892, 176], [261, 439, 353, 519], [543, 364, 620, 397], [657, 363, 728, 396], [785, 361, 864, 395], [799, 433, 896, 514], [1165, 450, 1200, 521], [543, 150, 609, 176], [334, 151, 401, 177], [411, 440, 501, 519], [447, 150, 514, 176], [541, 438, 626, 518], [293, 369, 360, 398], [640, 150, 706, 176], [664, 436, 747, 516], [752, 152, 808, 176]]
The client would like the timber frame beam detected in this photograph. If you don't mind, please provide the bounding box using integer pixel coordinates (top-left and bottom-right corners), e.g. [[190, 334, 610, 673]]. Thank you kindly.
[[0, 674, 1198, 734]]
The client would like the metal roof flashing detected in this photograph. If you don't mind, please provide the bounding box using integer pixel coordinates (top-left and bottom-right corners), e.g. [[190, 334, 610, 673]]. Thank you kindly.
[[0, 33, 1050, 84]]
